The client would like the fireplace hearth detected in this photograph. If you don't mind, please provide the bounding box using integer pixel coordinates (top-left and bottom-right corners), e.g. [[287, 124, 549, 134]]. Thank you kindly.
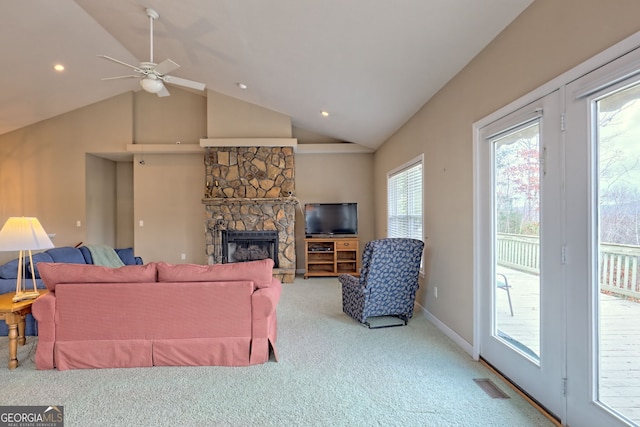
[[222, 230, 279, 267]]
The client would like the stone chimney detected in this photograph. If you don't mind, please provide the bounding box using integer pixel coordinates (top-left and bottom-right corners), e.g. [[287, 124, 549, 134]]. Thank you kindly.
[[202, 145, 297, 283]]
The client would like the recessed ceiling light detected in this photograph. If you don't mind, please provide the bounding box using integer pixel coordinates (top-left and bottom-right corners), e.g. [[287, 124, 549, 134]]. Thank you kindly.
[[53, 64, 65, 72], [321, 111, 330, 117], [236, 83, 248, 90]]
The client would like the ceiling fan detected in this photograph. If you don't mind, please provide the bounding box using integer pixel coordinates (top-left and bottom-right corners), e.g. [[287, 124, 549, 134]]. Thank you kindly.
[[98, 8, 206, 97]]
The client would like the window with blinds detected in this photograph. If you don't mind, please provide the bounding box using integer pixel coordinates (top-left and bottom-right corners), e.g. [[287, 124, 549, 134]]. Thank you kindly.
[[387, 158, 423, 240]]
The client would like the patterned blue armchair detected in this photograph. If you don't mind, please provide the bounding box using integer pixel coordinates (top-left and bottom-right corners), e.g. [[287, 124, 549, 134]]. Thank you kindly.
[[339, 238, 424, 328]]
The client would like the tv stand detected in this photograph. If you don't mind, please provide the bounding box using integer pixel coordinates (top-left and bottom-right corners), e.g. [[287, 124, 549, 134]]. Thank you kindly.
[[304, 237, 360, 279]]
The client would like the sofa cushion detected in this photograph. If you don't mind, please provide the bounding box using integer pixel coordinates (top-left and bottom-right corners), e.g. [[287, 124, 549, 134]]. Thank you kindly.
[[78, 246, 93, 264], [26, 252, 55, 278], [0, 252, 55, 279], [38, 262, 158, 291], [46, 247, 86, 264], [80, 246, 138, 265], [156, 259, 274, 288], [0, 258, 20, 279], [114, 248, 136, 265]]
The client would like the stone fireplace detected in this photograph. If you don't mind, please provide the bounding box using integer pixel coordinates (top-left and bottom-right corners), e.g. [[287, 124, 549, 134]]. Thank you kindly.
[[202, 146, 297, 283]]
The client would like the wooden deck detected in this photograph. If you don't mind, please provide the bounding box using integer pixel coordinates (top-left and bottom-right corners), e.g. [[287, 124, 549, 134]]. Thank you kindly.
[[495, 267, 640, 424]]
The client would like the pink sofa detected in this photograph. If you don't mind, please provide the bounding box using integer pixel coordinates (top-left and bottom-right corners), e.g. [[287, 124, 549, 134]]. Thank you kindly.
[[32, 259, 281, 370]]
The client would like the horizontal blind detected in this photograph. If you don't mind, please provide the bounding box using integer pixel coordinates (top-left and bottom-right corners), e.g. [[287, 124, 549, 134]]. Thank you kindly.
[[388, 161, 422, 240]]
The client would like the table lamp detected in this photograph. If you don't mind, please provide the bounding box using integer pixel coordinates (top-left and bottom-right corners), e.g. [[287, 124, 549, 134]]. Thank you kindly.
[[0, 217, 54, 302]]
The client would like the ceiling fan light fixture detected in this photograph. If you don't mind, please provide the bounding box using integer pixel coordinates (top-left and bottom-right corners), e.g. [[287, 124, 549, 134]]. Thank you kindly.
[[98, 7, 205, 97], [140, 76, 163, 93]]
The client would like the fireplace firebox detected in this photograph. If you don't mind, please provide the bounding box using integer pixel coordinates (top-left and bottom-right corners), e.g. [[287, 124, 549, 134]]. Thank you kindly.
[[222, 230, 279, 268]]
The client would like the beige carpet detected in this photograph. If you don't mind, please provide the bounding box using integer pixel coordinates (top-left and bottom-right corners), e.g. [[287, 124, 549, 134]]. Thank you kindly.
[[0, 276, 554, 426]]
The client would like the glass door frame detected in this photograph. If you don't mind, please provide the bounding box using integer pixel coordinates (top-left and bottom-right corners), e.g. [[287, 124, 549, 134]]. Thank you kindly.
[[475, 91, 566, 421]]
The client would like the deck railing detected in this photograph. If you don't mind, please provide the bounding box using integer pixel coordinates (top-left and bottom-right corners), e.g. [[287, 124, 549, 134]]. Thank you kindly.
[[599, 243, 640, 299], [497, 233, 640, 299], [496, 233, 539, 274]]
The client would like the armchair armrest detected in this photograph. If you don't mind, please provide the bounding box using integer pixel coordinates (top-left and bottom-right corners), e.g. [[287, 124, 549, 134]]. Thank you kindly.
[[338, 274, 361, 289], [339, 273, 367, 323]]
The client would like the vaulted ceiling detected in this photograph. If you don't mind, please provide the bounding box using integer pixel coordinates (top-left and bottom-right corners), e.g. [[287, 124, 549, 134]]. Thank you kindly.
[[1, 0, 532, 149]]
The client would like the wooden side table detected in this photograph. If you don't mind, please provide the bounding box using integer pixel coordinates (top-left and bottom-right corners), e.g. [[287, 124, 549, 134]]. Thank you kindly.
[[0, 290, 47, 369]]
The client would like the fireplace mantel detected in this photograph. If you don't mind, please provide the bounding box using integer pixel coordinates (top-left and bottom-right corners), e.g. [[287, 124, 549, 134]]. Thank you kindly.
[[202, 197, 298, 206], [200, 138, 297, 148]]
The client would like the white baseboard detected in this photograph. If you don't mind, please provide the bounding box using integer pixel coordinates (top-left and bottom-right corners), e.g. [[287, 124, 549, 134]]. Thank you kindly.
[[416, 303, 474, 358]]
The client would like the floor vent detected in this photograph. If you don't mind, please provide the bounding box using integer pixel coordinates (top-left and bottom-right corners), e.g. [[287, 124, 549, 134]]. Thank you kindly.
[[473, 378, 510, 399]]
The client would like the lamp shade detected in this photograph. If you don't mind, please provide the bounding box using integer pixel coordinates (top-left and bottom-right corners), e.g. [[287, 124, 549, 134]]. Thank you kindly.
[[0, 217, 55, 251]]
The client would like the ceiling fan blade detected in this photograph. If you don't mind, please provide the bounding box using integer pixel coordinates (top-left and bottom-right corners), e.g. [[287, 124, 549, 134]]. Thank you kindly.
[[154, 59, 180, 76], [101, 75, 139, 81], [163, 75, 206, 91], [97, 55, 142, 73], [157, 84, 170, 97]]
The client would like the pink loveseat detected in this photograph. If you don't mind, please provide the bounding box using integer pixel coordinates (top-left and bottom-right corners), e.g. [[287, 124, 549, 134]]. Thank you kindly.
[[32, 259, 281, 370]]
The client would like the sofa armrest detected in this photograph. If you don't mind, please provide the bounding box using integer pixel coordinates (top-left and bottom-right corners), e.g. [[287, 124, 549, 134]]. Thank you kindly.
[[31, 292, 56, 369], [32, 292, 55, 323], [250, 277, 282, 364], [252, 277, 282, 320]]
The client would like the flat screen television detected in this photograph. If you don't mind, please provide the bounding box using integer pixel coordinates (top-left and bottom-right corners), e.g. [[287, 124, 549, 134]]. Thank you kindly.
[[305, 203, 358, 237]]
